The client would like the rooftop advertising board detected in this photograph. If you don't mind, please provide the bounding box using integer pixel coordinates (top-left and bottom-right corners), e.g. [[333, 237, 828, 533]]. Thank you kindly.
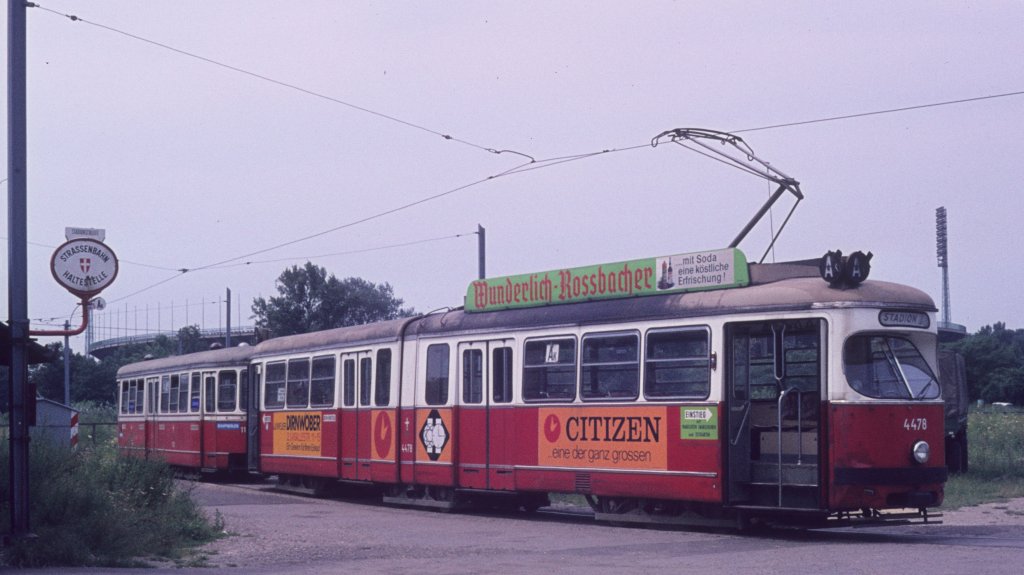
[[465, 247, 749, 313]]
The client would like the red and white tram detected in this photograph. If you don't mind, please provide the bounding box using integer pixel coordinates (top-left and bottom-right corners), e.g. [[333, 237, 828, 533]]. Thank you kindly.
[[117, 345, 253, 472], [117, 248, 946, 526]]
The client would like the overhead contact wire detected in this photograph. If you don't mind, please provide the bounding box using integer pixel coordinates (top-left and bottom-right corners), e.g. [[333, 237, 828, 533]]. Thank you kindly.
[[31, 3, 521, 157]]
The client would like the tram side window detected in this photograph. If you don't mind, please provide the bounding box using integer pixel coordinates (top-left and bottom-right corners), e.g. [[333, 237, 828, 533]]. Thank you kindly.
[[121, 379, 144, 414], [159, 375, 169, 413], [131, 379, 144, 414], [157, 374, 169, 409], [286, 359, 310, 409], [148, 378, 158, 413], [783, 331, 821, 393], [375, 349, 392, 406], [581, 333, 639, 400], [120, 381, 129, 414], [310, 356, 336, 407], [343, 359, 356, 407], [220, 370, 239, 412], [425, 344, 450, 406], [264, 362, 287, 409], [732, 332, 777, 400], [645, 329, 711, 399], [523, 338, 577, 402], [493, 347, 514, 404], [167, 375, 179, 413], [190, 373, 201, 412], [360, 357, 373, 406], [462, 349, 483, 404], [844, 335, 939, 400], [204, 373, 216, 413], [731, 321, 822, 401], [178, 374, 190, 413]]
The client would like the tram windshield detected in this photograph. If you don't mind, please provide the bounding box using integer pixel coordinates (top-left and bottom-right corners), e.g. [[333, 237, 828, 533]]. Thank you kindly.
[[843, 335, 940, 400]]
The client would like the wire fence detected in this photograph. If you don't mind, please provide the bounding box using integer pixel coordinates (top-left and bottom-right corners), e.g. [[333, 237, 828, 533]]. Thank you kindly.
[[1, 422, 119, 446]]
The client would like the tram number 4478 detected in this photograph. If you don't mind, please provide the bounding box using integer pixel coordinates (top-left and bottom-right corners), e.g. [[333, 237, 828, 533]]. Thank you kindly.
[[903, 418, 928, 431]]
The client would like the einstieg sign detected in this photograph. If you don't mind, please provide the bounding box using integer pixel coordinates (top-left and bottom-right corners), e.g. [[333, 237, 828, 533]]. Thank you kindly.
[[465, 247, 750, 312], [50, 238, 119, 298]]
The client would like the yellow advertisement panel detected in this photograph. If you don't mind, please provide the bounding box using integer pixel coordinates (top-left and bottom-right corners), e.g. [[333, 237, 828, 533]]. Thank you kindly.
[[416, 408, 453, 463], [538, 406, 668, 470], [272, 411, 323, 456]]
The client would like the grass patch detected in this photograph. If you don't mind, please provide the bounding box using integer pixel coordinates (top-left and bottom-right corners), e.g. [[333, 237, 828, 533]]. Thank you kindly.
[[0, 440, 224, 567], [942, 474, 1024, 509], [943, 408, 1024, 509]]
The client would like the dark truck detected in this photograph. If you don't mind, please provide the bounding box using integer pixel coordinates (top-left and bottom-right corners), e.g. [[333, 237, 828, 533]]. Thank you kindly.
[[938, 348, 969, 473]]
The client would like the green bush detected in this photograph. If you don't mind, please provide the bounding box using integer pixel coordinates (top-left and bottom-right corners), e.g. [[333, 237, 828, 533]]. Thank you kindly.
[[0, 441, 222, 567], [73, 401, 120, 446]]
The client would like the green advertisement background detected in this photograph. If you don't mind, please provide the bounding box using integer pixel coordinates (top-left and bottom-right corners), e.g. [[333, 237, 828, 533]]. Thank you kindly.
[[466, 248, 749, 312]]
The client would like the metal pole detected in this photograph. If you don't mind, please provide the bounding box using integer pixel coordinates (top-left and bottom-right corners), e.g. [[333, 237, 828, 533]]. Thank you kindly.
[[477, 224, 486, 279], [225, 287, 232, 347], [64, 321, 71, 405], [7, 0, 32, 537], [728, 183, 790, 249]]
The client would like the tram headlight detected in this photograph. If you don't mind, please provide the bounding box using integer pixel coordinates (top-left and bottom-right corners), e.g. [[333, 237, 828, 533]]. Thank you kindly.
[[912, 440, 930, 464]]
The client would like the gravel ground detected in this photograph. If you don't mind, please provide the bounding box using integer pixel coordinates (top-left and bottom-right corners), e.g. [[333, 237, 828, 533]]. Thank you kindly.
[[16, 483, 1024, 574], [188, 481, 1024, 572]]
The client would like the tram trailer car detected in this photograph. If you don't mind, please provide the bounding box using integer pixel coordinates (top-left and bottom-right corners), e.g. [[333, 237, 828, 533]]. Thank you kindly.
[[117, 251, 946, 526], [117, 345, 254, 472]]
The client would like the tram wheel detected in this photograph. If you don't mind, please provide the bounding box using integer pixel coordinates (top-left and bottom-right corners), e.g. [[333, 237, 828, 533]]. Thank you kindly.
[[428, 486, 454, 502]]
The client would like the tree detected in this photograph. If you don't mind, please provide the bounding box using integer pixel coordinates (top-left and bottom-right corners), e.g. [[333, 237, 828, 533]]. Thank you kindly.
[[252, 262, 415, 338], [946, 322, 1024, 404], [27, 337, 175, 406], [177, 325, 206, 354]]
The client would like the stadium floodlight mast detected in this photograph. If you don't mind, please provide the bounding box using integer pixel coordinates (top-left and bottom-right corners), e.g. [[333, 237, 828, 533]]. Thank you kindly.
[[936, 206, 951, 325]]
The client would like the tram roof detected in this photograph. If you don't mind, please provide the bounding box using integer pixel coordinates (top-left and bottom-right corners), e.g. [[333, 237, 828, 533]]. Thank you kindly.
[[248, 317, 414, 359], [412, 273, 936, 336], [117, 261, 936, 369], [117, 344, 256, 379]]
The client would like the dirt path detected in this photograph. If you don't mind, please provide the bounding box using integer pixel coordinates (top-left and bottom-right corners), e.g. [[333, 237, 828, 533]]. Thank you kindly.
[[941, 497, 1024, 525]]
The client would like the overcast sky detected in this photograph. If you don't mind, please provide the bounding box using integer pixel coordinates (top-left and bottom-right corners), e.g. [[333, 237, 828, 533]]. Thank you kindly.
[[3, 1, 1022, 349]]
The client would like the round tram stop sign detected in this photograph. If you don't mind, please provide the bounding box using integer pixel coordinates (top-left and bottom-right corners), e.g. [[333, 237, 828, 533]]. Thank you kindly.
[[50, 238, 119, 298]]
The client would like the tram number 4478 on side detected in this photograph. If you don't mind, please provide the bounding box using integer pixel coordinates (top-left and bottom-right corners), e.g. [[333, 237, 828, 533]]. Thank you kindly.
[[903, 418, 928, 431]]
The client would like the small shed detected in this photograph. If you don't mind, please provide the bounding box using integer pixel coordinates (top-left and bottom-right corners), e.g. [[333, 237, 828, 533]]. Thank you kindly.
[[32, 397, 80, 448]]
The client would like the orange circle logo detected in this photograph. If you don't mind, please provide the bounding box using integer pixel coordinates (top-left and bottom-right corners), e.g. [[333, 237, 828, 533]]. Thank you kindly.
[[374, 412, 392, 457], [543, 413, 561, 443]]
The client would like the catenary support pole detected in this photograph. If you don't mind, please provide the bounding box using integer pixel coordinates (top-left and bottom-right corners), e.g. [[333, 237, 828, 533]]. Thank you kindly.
[[477, 224, 486, 279], [226, 287, 232, 347], [64, 322, 71, 405], [7, 0, 31, 538]]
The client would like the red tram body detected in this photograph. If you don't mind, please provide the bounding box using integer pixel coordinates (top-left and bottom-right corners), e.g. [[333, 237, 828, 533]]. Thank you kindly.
[[118, 346, 252, 473], [118, 251, 946, 526]]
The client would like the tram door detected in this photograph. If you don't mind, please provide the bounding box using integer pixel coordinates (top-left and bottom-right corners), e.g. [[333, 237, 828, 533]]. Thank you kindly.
[[456, 339, 515, 491], [725, 319, 823, 509], [246, 364, 261, 473], [199, 371, 215, 468], [145, 376, 160, 456], [340, 351, 373, 481]]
